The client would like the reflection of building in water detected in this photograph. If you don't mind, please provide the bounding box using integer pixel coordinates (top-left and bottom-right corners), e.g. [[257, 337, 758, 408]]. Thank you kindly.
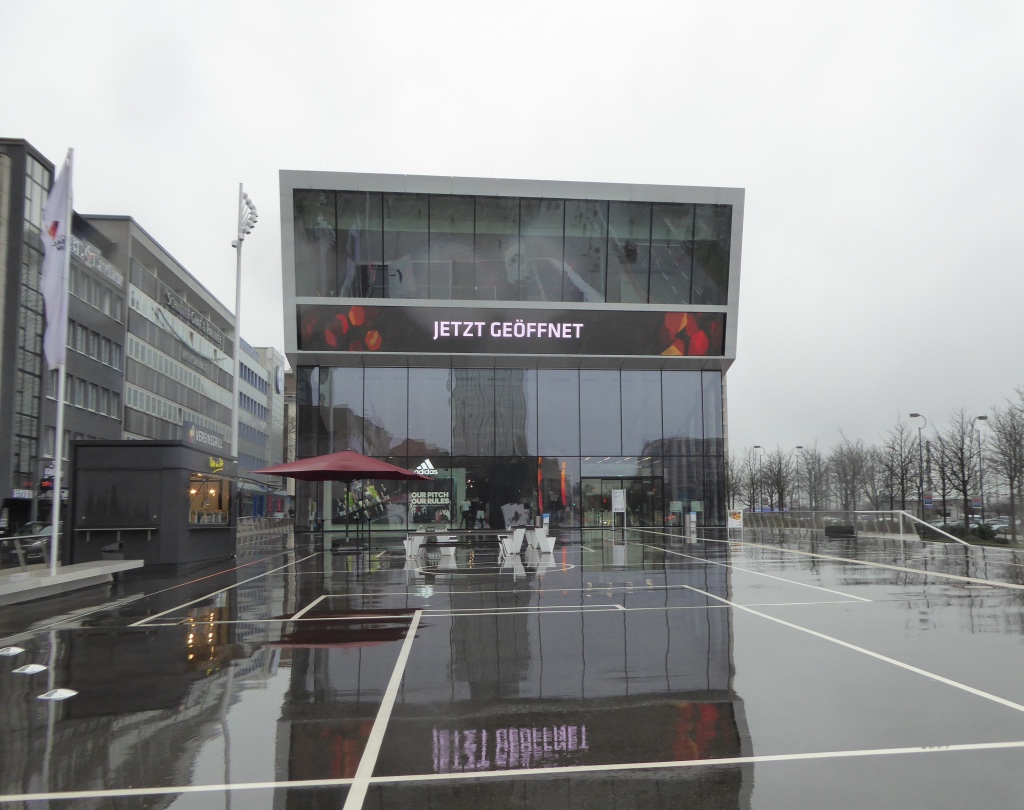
[[275, 547, 751, 808]]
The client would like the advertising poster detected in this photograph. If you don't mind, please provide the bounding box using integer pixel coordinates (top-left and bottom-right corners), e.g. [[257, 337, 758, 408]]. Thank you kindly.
[[298, 304, 725, 358]]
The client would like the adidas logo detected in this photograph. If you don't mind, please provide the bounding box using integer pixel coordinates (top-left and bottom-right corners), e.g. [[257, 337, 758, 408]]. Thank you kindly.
[[414, 459, 439, 475]]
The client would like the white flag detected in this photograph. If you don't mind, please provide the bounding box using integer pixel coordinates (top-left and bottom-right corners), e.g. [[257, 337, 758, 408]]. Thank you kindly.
[[39, 150, 72, 369]]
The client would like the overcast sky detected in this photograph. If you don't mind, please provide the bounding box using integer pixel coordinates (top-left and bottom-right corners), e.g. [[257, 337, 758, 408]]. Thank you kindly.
[[3, 0, 1022, 456]]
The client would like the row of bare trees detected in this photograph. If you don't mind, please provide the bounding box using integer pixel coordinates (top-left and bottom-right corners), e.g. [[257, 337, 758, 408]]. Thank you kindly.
[[729, 392, 1024, 537]]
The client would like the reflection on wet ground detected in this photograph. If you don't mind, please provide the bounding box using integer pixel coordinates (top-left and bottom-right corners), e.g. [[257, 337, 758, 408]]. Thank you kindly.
[[5, 528, 1024, 807]]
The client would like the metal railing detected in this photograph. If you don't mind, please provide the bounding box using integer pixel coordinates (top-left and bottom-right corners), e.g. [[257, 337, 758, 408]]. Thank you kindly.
[[237, 516, 293, 536], [740, 509, 970, 546]]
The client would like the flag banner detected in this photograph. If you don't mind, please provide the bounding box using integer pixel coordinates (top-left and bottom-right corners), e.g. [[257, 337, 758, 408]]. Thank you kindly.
[[39, 151, 72, 369]]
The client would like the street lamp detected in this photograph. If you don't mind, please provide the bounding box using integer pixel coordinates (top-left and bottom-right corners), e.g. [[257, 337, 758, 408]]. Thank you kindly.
[[973, 415, 988, 523], [230, 184, 258, 458], [754, 445, 765, 511], [910, 413, 927, 519]]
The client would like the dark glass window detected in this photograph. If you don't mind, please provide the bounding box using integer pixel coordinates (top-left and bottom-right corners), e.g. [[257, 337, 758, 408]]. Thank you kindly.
[[538, 456, 580, 527], [537, 370, 579, 455], [474, 196, 519, 301], [494, 368, 536, 455], [661, 371, 703, 456], [293, 190, 338, 296], [363, 367, 408, 455], [452, 369, 495, 455], [692, 205, 732, 305], [383, 193, 429, 299], [519, 198, 564, 302], [606, 201, 651, 303], [408, 367, 452, 455], [702, 370, 724, 455], [563, 199, 607, 302], [649, 203, 694, 304], [580, 370, 621, 455], [621, 370, 662, 456], [429, 196, 475, 300], [328, 366, 364, 453], [336, 191, 384, 298]]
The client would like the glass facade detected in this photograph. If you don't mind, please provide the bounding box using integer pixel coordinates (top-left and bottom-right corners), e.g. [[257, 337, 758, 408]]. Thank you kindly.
[[297, 367, 724, 530], [294, 191, 732, 305]]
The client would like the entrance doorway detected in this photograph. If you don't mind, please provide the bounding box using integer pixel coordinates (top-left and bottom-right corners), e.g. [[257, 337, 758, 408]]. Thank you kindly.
[[581, 477, 661, 528]]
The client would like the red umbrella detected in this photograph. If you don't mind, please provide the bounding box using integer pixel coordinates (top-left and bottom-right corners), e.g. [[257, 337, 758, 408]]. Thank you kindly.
[[252, 450, 430, 542], [252, 450, 430, 483]]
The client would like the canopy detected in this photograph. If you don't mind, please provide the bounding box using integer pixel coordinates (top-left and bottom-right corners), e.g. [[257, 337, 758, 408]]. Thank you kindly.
[[252, 450, 430, 483]]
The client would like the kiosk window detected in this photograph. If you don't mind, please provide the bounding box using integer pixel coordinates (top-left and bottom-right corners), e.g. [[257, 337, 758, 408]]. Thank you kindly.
[[189, 474, 230, 524]]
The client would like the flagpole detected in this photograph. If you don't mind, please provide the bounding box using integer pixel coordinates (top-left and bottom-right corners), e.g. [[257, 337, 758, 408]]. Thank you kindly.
[[49, 149, 73, 576]]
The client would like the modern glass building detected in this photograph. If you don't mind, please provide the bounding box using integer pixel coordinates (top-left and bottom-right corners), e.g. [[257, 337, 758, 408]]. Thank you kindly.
[[280, 173, 742, 531]]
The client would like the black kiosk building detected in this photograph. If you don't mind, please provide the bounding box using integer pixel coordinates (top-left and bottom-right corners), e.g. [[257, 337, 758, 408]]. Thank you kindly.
[[69, 426, 237, 566]]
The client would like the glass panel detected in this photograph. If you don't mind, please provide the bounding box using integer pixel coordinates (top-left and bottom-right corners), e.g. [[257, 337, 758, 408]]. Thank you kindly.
[[452, 369, 494, 456], [189, 473, 230, 524], [363, 367, 408, 455], [663, 456, 702, 525], [494, 368, 536, 455], [383, 193, 429, 299], [691, 204, 732, 305], [328, 366, 364, 453], [580, 370, 621, 456], [703, 455, 726, 527], [297, 367, 328, 457], [649, 203, 694, 304], [336, 191, 384, 297], [563, 199, 607, 302], [621, 370, 662, 456], [606, 201, 651, 303], [429, 196, 475, 300], [661, 371, 703, 456], [538, 455, 580, 528], [702, 370, 724, 456], [407, 367, 452, 456], [537, 369, 579, 455], [519, 198, 564, 302], [474, 196, 519, 301], [293, 190, 337, 296]]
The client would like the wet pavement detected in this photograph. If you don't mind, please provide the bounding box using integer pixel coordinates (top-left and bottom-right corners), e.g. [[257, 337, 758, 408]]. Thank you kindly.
[[3, 529, 1024, 807]]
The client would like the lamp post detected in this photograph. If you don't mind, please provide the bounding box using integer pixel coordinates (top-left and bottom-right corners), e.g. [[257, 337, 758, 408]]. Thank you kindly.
[[753, 445, 765, 511], [230, 184, 258, 458], [973, 415, 988, 523], [910, 413, 927, 519]]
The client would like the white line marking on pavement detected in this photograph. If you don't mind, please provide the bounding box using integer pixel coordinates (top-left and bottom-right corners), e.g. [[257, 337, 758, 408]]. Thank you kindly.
[[4, 739, 1024, 803], [343, 609, 423, 810], [636, 543, 871, 602], [289, 595, 326, 621], [686, 584, 1024, 713], [129, 552, 321, 627]]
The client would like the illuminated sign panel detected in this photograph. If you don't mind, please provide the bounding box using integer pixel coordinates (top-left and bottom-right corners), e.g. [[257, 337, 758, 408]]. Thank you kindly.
[[298, 304, 725, 357]]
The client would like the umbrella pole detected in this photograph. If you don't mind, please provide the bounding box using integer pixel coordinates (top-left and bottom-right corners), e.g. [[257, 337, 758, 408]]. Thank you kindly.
[[346, 482, 351, 545]]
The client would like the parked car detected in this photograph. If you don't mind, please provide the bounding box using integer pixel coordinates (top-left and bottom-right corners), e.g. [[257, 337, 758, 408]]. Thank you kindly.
[[0, 521, 55, 565]]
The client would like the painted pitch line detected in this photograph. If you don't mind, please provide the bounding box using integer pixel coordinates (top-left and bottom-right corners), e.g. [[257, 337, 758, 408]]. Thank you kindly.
[[687, 584, 1024, 714], [343, 609, 423, 810], [636, 543, 870, 602], [725, 539, 1024, 592], [289, 595, 327, 621], [5, 739, 1024, 803], [129, 552, 321, 627]]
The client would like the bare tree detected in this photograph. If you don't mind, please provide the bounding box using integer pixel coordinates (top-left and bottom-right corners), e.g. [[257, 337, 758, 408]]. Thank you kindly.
[[762, 447, 795, 510], [830, 434, 869, 511], [938, 409, 981, 528], [884, 416, 918, 511], [798, 444, 829, 510], [738, 447, 763, 512], [724, 453, 743, 510], [988, 395, 1024, 541], [862, 445, 888, 510]]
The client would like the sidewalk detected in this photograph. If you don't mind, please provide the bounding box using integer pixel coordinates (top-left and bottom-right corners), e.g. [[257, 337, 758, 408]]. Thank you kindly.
[[0, 559, 143, 606]]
